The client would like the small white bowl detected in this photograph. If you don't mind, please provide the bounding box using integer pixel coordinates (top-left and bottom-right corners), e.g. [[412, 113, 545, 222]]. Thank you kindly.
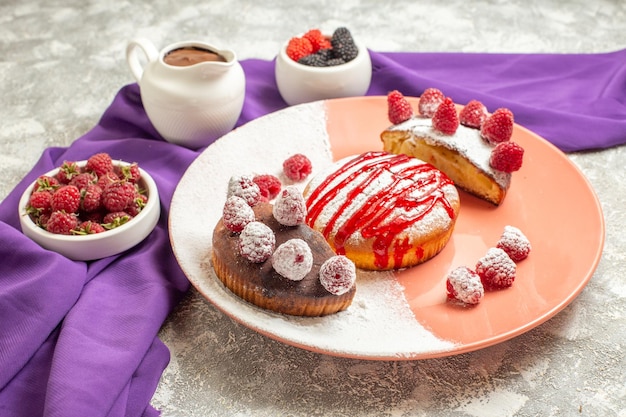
[[18, 160, 160, 261], [274, 36, 372, 106]]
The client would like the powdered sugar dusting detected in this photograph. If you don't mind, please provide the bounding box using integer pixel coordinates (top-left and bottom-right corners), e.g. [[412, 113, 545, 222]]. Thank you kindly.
[[170, 101, 455, 359], [391, 116, 511, 189]]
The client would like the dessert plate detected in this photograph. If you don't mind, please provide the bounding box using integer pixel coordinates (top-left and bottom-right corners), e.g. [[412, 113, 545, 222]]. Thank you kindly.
[[169, 97, 604, 360]]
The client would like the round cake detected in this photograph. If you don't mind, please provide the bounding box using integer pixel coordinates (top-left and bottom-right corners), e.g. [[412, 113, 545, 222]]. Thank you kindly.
[[303, 151, 460, 270], [212, 202, 356, 316]]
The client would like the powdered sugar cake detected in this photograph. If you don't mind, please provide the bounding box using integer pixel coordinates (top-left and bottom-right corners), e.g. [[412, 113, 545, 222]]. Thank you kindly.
[[303, 151, 460, 270]]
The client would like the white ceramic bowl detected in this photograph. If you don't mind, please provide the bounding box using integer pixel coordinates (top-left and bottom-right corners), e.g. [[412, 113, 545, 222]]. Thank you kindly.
[[274, 36, 372, 106], [18, 160, 160, 261]]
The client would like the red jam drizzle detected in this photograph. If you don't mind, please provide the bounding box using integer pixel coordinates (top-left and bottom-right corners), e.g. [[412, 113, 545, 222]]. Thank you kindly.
[[306, 152, 456, 269]]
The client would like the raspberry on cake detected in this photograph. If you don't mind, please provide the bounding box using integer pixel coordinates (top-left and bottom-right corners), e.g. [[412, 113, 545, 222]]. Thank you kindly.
[[380, 89, 525, 206], [303, 151, 460, 270]]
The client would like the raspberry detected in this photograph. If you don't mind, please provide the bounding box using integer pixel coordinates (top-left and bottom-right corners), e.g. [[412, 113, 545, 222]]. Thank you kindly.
[[475, 247, 516, 290], [86, 152, 114, 177], [222, 195, 255, 233], [273, 186, 307, 226], [56, 161, 80, 184], [102, 211, 131, 229], [286, 36, 313, 62], [69, 172, 96, 191], [33, 175, 60, 192], [496, 225, 531, 262], [253, 174, 282, 202], [271, 238, 313, 281], [80, 184, 103, 213], [239, 221, 275, 263], [303, 29, 331, 52], [46, 211, 78, 235], [459, 100, 489, 129], [432, 97, 459, 135], [387, 90, 414, 124], [51, 185, 81, 213], [446, 266, 484, 305], [96, 171, 120, 189], [481, 108, 514, 144], [119, 163, 141, 183], [282, 154, 312, 182], [227, 175, 261, 207], [75, 220, 106, 235], [330, 27, 358, 62], [319, 255, 356, 296], [102, 181, 136, 212], [126, 193, 148, 217], [418, 88, 445, 117], [28, 191, 52, 215], [490, 141, 524, 173]]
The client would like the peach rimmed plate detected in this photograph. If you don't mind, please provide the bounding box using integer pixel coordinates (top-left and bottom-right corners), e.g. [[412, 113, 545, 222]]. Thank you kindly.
[[169, 96, 604, 360]]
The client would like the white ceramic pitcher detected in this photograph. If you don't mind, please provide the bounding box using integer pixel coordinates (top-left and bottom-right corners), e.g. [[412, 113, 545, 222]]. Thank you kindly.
[[126, 38, 246, 149]]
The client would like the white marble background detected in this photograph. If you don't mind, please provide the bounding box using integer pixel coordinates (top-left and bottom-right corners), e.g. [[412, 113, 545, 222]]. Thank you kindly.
[[2, 0, 625, 416]]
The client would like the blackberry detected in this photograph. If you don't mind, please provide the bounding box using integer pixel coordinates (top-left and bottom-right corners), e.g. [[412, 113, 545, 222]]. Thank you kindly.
[[298, 49, 334, 67], [330, 27, 358, 62], [325, 58, 346, 67], [298, 53, 327, 67]]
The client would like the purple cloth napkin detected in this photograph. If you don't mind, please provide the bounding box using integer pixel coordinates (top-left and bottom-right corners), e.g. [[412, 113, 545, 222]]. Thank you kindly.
[[1, 49, 624, 417]]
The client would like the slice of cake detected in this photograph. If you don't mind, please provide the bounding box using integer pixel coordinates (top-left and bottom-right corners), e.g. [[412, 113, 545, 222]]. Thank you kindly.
[[381, 90, 524, 206]]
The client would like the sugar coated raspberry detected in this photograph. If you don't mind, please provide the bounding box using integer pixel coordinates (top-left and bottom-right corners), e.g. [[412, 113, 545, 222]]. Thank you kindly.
[[253, 174, 282, 202], [319, 255, 356, 296], [283, 154, 312, 182], [490, 141, 524, 173], [497, 225, 531, 262], [227, 175, 261, 207], [446, 266, 484, 305], [51, 185, 81, 213], [239, 221, 275, 263], [459, 100, 489, 129], [432, 97, 459, 135], [481, 108, 514, 144], [222, 196, 255, 233], [273, 186, 307, 226], [475, 247, 516, 290], [418, 88, 445, 117], [387, 90, 414, 124], [271, 239, 313, 281]]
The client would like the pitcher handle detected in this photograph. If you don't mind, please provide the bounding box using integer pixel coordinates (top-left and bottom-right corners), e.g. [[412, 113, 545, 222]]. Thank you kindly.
[[126, 38, 159, 82]]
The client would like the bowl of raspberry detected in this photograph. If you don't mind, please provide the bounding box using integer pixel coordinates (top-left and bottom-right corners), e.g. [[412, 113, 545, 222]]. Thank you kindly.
[[18, 153, 160, 261], [274, 27, 372, 106]]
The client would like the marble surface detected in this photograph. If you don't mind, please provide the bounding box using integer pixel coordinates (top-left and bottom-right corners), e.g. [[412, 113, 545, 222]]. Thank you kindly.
[[2, 0, 625, 416]]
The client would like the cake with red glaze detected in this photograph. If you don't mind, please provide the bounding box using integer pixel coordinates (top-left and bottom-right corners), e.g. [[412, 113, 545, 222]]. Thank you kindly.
[[303, 151, 460, 271]]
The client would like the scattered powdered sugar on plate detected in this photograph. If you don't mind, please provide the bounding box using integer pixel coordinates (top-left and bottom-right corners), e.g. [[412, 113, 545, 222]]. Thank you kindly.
[[170, 101, 455, 359]]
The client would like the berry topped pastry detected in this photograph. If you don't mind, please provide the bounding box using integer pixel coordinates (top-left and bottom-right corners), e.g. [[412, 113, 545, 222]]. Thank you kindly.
[[381, 89, 525, 205]]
